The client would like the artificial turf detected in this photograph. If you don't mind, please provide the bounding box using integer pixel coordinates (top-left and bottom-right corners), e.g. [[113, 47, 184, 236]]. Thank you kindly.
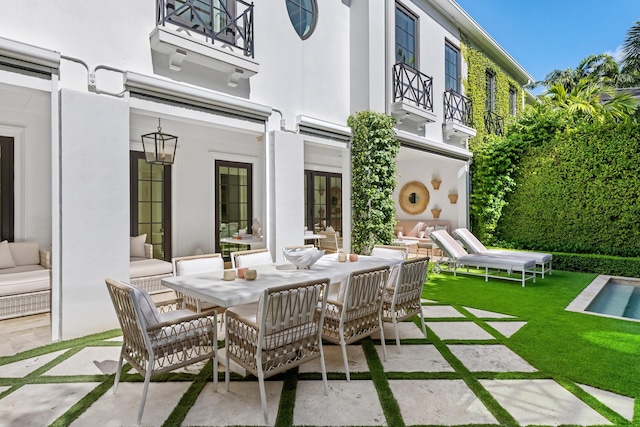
[[423, 269, 640, 399]]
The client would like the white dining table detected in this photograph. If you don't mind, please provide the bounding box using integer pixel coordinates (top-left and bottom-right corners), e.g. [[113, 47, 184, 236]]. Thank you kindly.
[[161, 253, 400, 308]]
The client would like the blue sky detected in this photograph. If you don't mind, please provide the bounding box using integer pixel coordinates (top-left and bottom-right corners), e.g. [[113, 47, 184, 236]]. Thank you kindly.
[[454, 0, 640, 84]]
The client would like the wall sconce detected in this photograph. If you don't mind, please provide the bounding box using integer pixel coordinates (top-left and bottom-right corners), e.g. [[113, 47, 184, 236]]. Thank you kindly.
[[141, 118, 177, 165]]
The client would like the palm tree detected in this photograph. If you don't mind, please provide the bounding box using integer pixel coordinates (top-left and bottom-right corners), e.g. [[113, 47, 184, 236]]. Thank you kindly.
[[530, 54, 624, 91], [621, 20, 640, 81]]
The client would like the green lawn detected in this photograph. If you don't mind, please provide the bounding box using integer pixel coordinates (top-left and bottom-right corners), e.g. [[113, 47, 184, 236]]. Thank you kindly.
[[423, 269, 640, 399]]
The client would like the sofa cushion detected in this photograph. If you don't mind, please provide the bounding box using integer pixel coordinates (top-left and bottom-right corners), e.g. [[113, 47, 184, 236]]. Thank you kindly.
[[130, 258, 173, 278], [0, 241, 16, 269], [130, 235, 147, 259], [9, 241, 40, 266], [0, 265, 46, 275], [0, 268, 50, 297]]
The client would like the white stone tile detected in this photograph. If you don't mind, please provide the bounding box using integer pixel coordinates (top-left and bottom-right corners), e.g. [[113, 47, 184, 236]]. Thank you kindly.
[[481, 379, 611, 426], [464, 307, 516, 319], [370, 321, 426, 340], [298, 344, 368, 375], [578, 383, 635, 421], [486, 321, 527, 337], [0, 387, 9, 394], [422, 305, 465, 318], [43, 346, 122, 376], [389, 380, 498, 425], [448, 345, 537, 372], [420, 298, 437, 303], [427, 322, 495, 340], [0, 383, 99, 427], [295, 380, 385, 426], [184, 381, 283, 426], [104, 336, 122, 342], [0, 350, 66, 378], [71, 381, 191, 427], [375, 344, 454, 372]]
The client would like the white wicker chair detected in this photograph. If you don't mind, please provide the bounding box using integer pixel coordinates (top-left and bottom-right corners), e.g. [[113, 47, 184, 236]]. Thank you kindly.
[[225, 278, 329, 424], [381, 257, 429, 350], [171, 253, 224, 312], [230, 248, 272, 269], [321, 266, 389, 381], [105, 278, 218, 425]]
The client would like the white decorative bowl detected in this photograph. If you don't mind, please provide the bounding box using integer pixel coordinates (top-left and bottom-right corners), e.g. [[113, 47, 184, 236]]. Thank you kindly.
[[282, 247, 325, 269]]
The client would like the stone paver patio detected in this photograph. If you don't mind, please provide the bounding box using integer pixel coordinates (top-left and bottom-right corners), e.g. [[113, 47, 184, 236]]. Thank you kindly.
[[0, 303, 635, 426]]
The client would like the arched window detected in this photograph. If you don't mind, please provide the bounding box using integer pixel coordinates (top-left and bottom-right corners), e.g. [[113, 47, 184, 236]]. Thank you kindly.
[[285, 0, 318, 40]]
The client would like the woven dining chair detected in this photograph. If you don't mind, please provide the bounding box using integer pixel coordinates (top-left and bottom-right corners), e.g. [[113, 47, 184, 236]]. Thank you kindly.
[[171, 253, 224, 312], [381, 257, 429, 350], [225, 278, 330, 424], [105, 279, 218, 425], [321, 266, 389, 381], [230, 248, 272, 269], [317, 231, 341, 254]]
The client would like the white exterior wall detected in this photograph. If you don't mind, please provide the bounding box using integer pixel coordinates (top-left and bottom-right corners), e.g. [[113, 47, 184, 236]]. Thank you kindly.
[[59, 89, 129, 339]]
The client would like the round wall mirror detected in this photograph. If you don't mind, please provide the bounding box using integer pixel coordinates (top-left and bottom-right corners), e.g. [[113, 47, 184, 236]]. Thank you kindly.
[[399, 181, 429, 215]]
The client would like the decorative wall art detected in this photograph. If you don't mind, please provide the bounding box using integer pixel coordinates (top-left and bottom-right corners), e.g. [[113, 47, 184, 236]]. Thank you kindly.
[[399, 181, 429, 215]]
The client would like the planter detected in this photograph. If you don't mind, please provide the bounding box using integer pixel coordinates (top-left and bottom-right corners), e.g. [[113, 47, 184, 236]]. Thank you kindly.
[[431, 208, 441, 218], [448, 194, 458, 204], [431, 179, 442, 190]]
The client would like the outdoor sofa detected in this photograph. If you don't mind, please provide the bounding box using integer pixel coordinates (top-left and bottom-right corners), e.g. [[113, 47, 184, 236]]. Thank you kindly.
[[0, 241, 51, 320], [129, 235, 173, 294], [430, 230, 537, 287]]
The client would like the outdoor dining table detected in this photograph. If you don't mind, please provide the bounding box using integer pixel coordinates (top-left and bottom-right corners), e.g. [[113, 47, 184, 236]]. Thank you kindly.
[[161, 253, 401, 308]]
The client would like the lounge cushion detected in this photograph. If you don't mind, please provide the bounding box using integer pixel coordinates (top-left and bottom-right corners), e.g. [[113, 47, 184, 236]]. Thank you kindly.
[[130, 235, 147, 259], [130, 258, 173, 278], [0, 268, 50, 296], [9, 242, 40, 266], [0, 241, 16, 269]]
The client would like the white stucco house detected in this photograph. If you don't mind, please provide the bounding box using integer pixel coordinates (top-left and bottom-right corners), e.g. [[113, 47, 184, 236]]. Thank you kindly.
[[0, 0, 533, 341]]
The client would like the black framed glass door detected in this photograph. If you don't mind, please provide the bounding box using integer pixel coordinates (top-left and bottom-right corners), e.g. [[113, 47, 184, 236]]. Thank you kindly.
[[305, 171, 342, 235]]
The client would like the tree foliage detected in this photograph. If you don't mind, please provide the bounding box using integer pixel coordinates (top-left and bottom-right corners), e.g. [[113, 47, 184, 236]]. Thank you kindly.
[[348, 111, 399, 255]]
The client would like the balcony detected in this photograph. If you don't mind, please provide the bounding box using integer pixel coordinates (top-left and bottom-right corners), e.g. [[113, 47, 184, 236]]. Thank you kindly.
[[484, 110, 504, 136], [390, 62, 436, 129], [442, 89, 476, 143], [151, 0, 258, 87]]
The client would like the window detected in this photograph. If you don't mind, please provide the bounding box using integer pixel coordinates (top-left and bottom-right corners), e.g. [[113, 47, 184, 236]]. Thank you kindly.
[[509, 87, 517, 116], [485, 71, 496, 112], [286, 0, 317, 40], [167, 0, 236, 43], [130, 152, 172, 260], [305, 171, 342, 235], [444, 41, 460, 92], [0, 137, 14, 241], [395, 3, 417, 68], [216, 161, 253, 259]]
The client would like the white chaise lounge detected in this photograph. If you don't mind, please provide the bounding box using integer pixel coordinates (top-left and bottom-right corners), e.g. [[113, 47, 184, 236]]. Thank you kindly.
[[129, 235, 173, 294], [452, 228, 552, 278], [430, 230, 537, 287]]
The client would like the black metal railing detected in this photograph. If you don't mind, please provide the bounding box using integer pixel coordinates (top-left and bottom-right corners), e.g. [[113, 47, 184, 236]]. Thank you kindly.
[[443, 89, 473, 127], [484, 110, 504, 136], [157, 0, 254, 58], [393, 62, 433, 111]]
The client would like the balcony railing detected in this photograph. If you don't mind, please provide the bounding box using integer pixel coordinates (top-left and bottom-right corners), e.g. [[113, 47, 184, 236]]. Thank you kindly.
[[443, 89, 473, 127], [157, 0, 254, 58], [393, 62, 433, 112], [484, 110, 504, 136]]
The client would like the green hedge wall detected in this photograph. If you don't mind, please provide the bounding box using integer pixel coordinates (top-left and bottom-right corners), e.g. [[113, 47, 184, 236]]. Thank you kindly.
[[553, 253, 640, 277], [497, 120, 640, 257]]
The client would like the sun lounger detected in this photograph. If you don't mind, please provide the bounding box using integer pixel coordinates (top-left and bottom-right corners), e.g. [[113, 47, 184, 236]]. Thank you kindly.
[[429, 230, 536, 287], [452, 228, 552, 278]]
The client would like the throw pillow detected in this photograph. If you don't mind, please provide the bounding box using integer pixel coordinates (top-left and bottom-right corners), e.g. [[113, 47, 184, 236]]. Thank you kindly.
[[130, 234, 147, 259], [0, 240, 16, 269]]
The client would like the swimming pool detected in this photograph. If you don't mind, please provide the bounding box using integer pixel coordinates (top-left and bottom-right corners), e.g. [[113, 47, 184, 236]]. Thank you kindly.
[[566, 275, 640, 322]]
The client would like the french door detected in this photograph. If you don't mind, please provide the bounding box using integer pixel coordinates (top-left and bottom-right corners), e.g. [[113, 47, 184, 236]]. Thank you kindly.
[[0, 137, 14, 241], [130, 152, 172, 260], [215, 160, 253, 258], [305, 171, 342, 234]]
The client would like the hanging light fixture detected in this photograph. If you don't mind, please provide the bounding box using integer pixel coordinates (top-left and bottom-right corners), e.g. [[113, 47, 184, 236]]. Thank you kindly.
[[141, 118, 178, 165]]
